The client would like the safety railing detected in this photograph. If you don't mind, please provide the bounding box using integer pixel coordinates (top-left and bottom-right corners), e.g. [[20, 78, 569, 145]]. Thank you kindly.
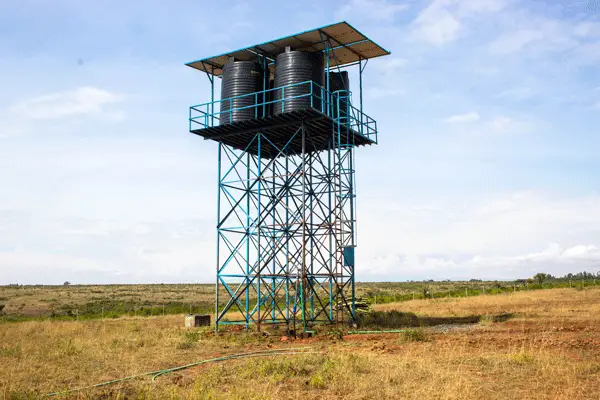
[[189, 80, 378, 143]]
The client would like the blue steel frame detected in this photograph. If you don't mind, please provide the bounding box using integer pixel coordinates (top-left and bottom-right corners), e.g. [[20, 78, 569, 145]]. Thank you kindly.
[[190, 29, 381, 333]]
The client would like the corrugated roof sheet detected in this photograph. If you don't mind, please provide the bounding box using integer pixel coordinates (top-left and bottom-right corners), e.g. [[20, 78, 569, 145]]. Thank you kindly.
[[186, 21, 390, 76]]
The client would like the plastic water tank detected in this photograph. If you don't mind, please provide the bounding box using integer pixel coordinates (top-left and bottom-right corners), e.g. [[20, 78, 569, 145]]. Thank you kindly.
[[328, 71, 350, 120], [220, 60, 264, 125], [273, 50, 324, 115]]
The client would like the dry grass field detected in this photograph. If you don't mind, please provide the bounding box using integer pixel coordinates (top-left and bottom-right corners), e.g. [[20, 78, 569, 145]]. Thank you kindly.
[[0, 284, 215, 319], [1, 287, 599, 399], [1, 280, 546, 320]]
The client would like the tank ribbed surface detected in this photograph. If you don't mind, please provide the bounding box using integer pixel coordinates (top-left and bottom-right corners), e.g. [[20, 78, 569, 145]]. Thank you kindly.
[[274, 51, 324, 115], [220, 61, 263, 125]]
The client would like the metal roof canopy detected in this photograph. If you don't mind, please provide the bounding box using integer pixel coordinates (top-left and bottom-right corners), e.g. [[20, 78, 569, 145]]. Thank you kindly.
[[186, 21, 390, 77]]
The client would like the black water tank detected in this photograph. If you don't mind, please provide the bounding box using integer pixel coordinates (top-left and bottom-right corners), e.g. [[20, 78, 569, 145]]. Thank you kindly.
[[265, 77, 275, 118], [328, 71, 350, 120], [328, 71, 349, 93], [273, 50, 324, 115], [220, 60, 264, 125]]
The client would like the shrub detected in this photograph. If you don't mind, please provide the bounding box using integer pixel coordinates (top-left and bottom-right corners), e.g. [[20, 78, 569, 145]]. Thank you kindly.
[[309, 374, 326, 389], [356, 310, 420, 328], [400, 328, 428, 343]]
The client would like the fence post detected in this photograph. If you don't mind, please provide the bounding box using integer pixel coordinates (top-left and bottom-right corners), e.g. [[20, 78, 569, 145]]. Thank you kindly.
[[465, 288, 468, 297], [101, 306, 104, 320]]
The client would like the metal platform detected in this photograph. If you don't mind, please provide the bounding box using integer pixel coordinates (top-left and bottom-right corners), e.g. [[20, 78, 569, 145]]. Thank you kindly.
[[190, 108, 375, 159]]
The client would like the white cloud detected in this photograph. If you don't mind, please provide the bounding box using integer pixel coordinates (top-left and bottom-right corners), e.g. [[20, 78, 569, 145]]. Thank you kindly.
[[456, 0, 506, 14], [363, 242, 600, 280], [374, 57, 409, 73], [489, 29, 544, 55], [488, 116, 513, 132], [573, 42, 600, 66], [1, 0, 599, 285], [0, 116, 29, 139], [574, 22, 600, 38], [410, 2, 462, 45], [487, 13, 598, 59], [9, 86, 122, 120], [357, 191, 600, 280], [442, 114, 538, 136], [445, 111, 480, 123], [367, 87, 405, 99], [0, 215, 214, 284], [484, 115, 540, 135], [409, 0, 506, 45], [337, 0, 408, 22], [468, 243, 600, 270], [562, 244, 600, 259], [496, 87, 534, 101]]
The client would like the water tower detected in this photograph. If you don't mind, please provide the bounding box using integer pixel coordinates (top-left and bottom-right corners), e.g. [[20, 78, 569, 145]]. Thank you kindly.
[[187, 22, 389, 332]]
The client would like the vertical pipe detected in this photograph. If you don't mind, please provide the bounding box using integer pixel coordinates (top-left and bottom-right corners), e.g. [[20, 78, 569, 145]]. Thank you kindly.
[[301, 121, 307, 332], [350, 147, 356, 321], [336, 95, 343, 325], [263, 56, 268, 118], [210, 67, 215, 126], [326, 43, 331, 117], [257, 133, 262, 331], [319, 31, 331, 117], [271, 157, 276, 322], [285, 154, 290, 324], [245, 152, 251, 329], [328, 134, 334, 322], [309, 152, 314, 321], [359, 59, 364, 134], [215, 143, 222, 332]]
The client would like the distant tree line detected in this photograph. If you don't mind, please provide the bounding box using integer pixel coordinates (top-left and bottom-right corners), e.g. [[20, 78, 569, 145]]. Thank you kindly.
[[529, 271, 600, 284]]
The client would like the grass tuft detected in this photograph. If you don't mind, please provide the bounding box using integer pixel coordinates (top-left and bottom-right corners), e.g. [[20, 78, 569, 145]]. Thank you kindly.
[[508, 352, 534, 364]]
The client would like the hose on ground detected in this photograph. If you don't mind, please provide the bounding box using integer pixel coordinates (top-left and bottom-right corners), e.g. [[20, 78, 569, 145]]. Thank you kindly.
[[346, 329, 407, 334], [47, 347, 314, 397]]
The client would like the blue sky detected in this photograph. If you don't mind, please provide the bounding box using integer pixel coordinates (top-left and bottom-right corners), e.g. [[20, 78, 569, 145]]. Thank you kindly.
[[1, 0, 600, 284]]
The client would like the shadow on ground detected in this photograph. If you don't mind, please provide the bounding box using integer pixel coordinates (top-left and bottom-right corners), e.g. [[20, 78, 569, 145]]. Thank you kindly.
[[356, 310, 514, 329]]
